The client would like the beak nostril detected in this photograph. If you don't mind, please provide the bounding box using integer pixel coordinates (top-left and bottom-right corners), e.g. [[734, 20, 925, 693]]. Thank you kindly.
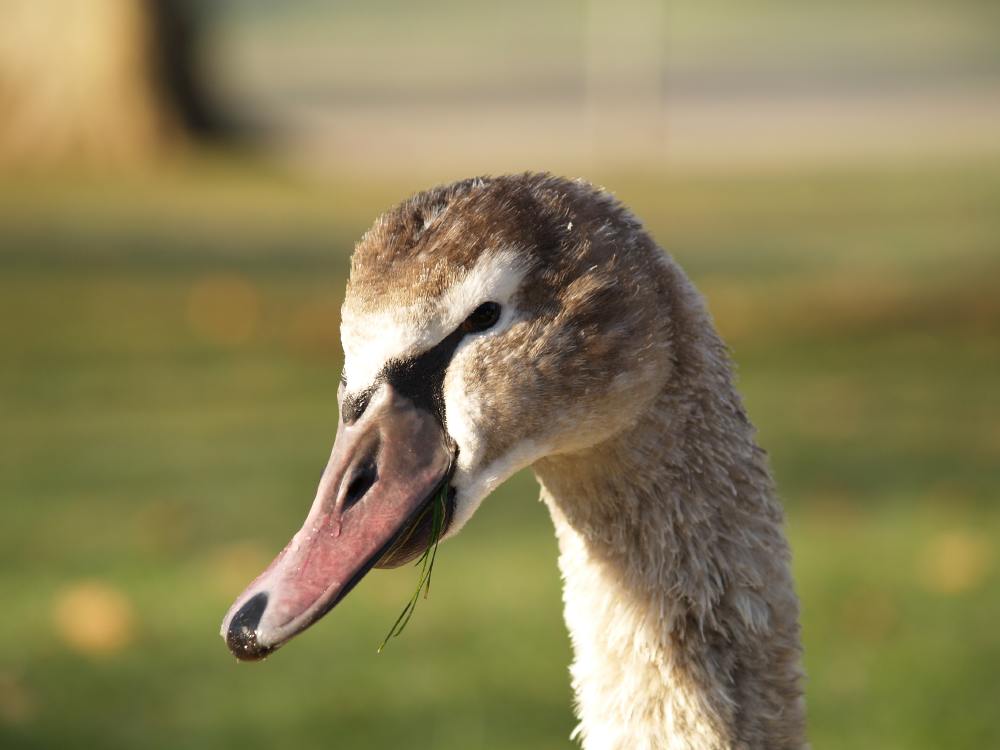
[[341, 386, 374, 424], [344, 459, 378, 510]]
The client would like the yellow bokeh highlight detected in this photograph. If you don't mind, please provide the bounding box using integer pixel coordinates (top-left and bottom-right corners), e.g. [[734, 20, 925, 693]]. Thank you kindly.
[[51, 580, 136, 657], [918, 530, 992, 595]]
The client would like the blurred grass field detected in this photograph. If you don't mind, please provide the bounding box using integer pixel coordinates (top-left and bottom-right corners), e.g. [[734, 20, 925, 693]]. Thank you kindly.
[[1, 157, 998, 749]]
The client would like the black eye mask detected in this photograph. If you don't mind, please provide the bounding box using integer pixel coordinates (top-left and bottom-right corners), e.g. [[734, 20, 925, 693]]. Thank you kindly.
[[341, 302, 502, 428]]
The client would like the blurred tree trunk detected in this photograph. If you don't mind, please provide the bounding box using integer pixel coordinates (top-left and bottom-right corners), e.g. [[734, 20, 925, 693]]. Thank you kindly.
[[0, 0, 222, 168]]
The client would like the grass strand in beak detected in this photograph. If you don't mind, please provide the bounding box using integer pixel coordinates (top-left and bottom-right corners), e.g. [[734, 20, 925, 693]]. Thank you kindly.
[[377, 484, 447, 652]]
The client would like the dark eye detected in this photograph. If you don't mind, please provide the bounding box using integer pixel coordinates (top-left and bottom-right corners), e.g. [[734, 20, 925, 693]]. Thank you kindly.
[[461, 302, 501, 333]]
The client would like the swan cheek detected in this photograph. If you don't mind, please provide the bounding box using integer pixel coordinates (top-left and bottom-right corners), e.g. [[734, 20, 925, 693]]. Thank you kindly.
[[445, 437, 549, 539], [441, 372, 488, 535], [441, 370, 547, 538]]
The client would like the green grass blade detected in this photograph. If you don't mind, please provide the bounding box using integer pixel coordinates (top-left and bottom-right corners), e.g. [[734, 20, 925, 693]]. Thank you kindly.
[[377, 485, 447, 652]]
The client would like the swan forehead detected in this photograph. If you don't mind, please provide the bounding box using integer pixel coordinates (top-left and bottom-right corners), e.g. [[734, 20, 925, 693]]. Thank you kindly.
[[340, 248, 528, 389]]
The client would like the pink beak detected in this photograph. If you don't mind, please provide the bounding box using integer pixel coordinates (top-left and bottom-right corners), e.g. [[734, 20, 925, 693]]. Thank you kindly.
[[220, 384, 454, 660]]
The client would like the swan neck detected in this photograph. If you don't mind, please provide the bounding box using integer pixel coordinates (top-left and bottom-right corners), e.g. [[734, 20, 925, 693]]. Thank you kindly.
[[534, 346, 806, 749]]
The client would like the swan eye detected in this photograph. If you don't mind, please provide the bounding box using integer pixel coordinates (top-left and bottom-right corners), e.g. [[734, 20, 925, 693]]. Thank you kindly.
[[461, 302, 501, 333]]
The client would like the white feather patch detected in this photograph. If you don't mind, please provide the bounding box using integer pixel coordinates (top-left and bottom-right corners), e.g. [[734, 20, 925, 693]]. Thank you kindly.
[[340, 248, 528, 391], [445, 437, 549, 537]]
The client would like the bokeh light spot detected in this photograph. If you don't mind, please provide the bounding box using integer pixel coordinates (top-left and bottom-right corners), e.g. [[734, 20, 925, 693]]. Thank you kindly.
[[918, 530, 992, 595], [51, 580, 136, 657]]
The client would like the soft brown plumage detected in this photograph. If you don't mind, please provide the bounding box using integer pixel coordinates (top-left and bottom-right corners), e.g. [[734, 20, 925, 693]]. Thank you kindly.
[[224, 173, 807, 748], [348, 173, 807, 747]]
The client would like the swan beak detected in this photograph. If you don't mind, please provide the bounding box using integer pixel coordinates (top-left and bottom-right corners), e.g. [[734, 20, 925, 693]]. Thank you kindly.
[[220, 384, 453, 661]]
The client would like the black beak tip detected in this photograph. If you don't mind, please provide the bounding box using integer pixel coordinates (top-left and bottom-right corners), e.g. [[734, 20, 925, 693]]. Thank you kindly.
[[225, 591, 274, 662]]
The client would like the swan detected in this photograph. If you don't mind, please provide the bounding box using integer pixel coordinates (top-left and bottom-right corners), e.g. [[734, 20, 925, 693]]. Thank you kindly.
[[221, 173, 807, 749]]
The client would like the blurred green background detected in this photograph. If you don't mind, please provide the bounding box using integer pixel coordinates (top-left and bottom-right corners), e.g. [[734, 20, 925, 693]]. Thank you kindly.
[[1, 1, 998, 749]]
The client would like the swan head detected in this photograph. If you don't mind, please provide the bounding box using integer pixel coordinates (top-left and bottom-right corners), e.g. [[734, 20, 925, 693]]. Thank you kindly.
[[222, 173, 673, 659]]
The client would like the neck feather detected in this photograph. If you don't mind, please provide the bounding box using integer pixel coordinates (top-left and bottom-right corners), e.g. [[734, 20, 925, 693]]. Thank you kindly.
[[533, 269, 806, 750]]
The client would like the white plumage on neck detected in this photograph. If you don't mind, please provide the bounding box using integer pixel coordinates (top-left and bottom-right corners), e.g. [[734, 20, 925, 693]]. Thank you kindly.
[[533, 264, 805, 749], [547, 501, 724, 750]]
